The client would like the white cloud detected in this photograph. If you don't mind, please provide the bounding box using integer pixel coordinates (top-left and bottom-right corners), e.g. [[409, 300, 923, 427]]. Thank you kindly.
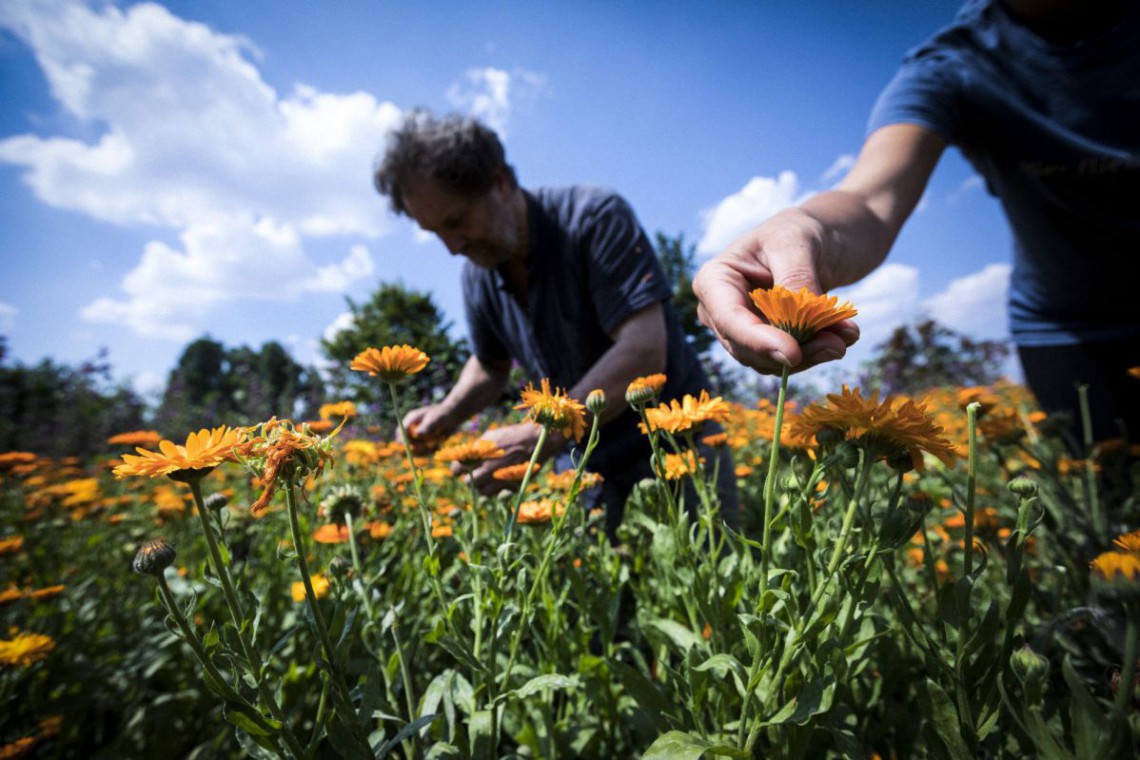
[[832, 263, 922, 368], [922, 263, 1010, 341], [80, 217, 375, 340], [0, 301, 17, 332], [696, 171, 803, 256], [322, 311, 356, 343], [0, 0, 400, 338], [948, 174, 985, 203], [445, 66, 548, 136]]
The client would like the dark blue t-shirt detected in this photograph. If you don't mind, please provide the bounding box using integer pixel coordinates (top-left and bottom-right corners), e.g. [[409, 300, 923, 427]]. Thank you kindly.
[[462, 185, 710, 471], [868, 0, 1140, 346]]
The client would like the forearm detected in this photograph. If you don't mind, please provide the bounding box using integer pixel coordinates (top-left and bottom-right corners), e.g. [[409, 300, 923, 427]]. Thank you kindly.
[[436, 355, 510, 428], [794, 190, 897, 290]]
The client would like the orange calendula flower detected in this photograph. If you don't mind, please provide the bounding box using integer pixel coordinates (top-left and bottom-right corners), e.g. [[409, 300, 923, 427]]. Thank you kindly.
[[492, 462, 543, 482], [0, 452, 37, 470], [749, 285, 857, 343], [319, 401, 357, 421], [0, 631, 56, 667], [107, 430, 163, 447], [241, 419, 338, 517], [643, 391, 732, 435], [0, 737, 37, 759], [545, 469, 604, 491], [1129, 366, 1140, 380], [367, 521, 392, 539], [1090, 551, 1140, 592], [312, 523, 351, 544], [663, 450, 704, 480], [0, 536, 23, 557], [516, 498, 566, 525], [516, 379, 587, 442], [292, 574, 330, 603], [350, 345, 430, 383], [1114, 530, 1140, 553], [435, 439, 506, 468], [113, 427, 245, 482], [626, 373, 668, 405], [793, 386, 959, 471]]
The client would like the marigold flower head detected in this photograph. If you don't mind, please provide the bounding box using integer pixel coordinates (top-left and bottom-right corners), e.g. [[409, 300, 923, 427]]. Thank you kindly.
[[0, 452, 37, 471], [0, 536, 24, 557], [1129, 366, 1140, 380], [367, 521, 392, 539], [516, 498, 566, 525], [1113, 529, 1140, 553], [748, 285, 857, 344], [292, 574, 330, 603], [113, 427, 245, 482], [626, 374, 667, 406], [492, 462, 543, 482], [312, 523, 351, 544], [107, 430, 163, 447], [350, 345, 430, 383], [662, 450, 704, 480], [0, 736, 37, 758], [435, 438, 506, 468], [1091, 550, 1140, 596], [792, 385, 959, 471], [240, 418, 338, 517], [0, 631, 56, 667], [545, 469, 604, 491], [642, 391, 732, 435], [319, 401, 357, 421], [515, 379, 586, 442]]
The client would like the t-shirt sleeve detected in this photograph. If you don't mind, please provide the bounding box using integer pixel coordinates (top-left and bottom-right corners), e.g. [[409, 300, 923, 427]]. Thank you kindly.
[[866, 53, 962, 144], [579, 193, 673, 336], [462, 265, 511, 366]]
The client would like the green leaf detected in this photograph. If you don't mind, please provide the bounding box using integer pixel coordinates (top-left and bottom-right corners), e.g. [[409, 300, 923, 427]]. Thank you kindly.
[[1061, 655, 1108, 758], [375, 714, 440, 758], [693, 654, 748, 699], [641, 730, 713, 760], [222, 703, 279, 737], [507, 673, 579, 702], [920, 678, 973, 760], [643, 617, 704, 653]]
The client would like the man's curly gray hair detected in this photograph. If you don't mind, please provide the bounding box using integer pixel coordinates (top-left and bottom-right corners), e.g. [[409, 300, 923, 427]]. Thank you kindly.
[[373, 109, 518, 216]]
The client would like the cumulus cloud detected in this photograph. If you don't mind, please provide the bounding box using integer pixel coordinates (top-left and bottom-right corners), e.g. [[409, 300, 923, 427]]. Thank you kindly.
[[445, 66, 548, 136], [0, 0, 399, 338], [832, 263, 923, 367], [696, 171, 804, 255], [923, 263, 1010, 341]]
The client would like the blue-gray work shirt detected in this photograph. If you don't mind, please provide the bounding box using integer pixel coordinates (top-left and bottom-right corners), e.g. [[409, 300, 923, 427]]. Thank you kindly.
[[462, 185, 711, 472]]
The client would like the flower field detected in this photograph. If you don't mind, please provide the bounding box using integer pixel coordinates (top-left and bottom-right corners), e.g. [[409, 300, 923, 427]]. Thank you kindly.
[[2, 342, 1140, 758]]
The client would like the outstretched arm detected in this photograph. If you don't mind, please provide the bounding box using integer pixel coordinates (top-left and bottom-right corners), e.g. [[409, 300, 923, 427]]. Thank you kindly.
[[692, 123, 946, 374], [400, 353, 510, 444]]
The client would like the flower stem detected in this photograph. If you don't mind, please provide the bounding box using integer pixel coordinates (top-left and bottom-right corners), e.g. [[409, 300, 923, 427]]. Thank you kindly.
[[760, 365, 791, 597], [505, 425, 549, 542], [187, 478, 304, 759]]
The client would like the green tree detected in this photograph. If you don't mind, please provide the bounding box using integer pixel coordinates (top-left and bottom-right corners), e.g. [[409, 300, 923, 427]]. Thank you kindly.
[[861, 318, 1011, 396], [654, 231, 716, 360], [0, 338, 146, 458], [156, 336, 319, 431], [320, 281, 469, 413]]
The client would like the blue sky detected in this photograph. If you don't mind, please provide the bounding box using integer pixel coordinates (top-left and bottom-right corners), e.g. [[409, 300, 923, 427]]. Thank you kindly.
[[0, 0, 1016, 401]]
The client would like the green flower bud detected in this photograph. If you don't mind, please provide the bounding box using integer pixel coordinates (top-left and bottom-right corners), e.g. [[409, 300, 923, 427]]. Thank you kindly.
[[1008, 476, 1037, 499], [133, 537, 176, 577], [814, 427, 845, 448], [586, 389, 607, 416], [833, 441, 861, 469], [625, 384, 656, 408], [1010, 645, 1049, 709], [203, 492, 230, 512]]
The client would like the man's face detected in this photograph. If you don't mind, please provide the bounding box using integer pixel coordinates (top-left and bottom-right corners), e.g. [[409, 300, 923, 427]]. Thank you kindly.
[[401, 173, 521, 270]]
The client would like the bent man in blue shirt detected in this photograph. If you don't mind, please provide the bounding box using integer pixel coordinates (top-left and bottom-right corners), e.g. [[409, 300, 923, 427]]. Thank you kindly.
[[374, 109, 737, 536]]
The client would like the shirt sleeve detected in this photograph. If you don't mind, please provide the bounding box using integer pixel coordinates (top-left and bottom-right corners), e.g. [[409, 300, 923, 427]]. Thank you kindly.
[[578, 193, 673, 336], [866, 53, 963, 144]]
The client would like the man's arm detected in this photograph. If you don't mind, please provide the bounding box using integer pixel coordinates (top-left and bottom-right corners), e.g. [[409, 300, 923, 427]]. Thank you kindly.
[[692, 123, 946, 374], [401, 354, 510, 443], [465, 302, 667, 491]]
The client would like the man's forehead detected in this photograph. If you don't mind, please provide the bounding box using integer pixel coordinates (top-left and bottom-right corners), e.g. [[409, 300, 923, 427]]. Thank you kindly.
[[402, 178, 470, 222]]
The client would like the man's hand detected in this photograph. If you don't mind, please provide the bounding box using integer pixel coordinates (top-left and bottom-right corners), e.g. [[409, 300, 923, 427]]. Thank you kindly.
[[692, 208, 859, 375], [399, 404, 454, 451], [457, 422, 567, 495]]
